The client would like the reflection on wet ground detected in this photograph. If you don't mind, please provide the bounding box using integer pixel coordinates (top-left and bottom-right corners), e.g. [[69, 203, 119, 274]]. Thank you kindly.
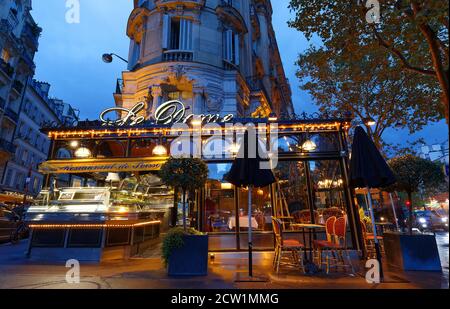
[[436, 232, 449, 287]]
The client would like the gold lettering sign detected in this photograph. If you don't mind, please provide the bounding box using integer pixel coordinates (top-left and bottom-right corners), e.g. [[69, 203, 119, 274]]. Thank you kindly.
[[99, 100, 234, 126], [39, 158, 167, 174]]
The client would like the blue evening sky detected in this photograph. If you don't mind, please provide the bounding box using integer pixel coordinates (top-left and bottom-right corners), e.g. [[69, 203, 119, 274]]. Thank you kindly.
[[31, 0, 448, 147]]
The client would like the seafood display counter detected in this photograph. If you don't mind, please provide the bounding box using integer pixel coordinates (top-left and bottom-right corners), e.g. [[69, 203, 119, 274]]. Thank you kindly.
[[26, 187, 173, 261]]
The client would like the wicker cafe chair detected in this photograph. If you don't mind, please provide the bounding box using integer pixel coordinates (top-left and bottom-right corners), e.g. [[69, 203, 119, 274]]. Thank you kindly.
[[360, 221, 385, 259], [272, 217, 306, 274], [313, 216, 336, 273], [314, 217, 354, 274]]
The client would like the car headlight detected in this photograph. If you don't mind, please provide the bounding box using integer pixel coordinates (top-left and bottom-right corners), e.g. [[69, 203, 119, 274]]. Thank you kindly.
[[422, 224, 428, 228], [442, 217, 448, 223], [419, 218, 427, 224]]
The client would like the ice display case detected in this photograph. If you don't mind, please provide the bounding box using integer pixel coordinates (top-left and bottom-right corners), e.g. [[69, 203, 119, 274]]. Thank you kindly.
[[26, 186, 173, 261]]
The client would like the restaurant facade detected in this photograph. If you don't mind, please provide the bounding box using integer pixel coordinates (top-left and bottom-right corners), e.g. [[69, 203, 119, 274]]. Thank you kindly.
[[24, 107, 364, 260]]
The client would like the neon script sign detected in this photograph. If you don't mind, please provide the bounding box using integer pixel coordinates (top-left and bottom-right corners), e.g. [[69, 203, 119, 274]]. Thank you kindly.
[[100, 100, 234, 126]]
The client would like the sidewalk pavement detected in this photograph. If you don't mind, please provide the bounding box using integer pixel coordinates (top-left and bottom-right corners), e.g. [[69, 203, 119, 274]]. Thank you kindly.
[[0, 241, 447, 289]]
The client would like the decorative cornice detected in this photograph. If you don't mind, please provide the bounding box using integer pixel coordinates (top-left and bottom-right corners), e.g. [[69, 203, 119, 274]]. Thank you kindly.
[[215, 4, 248, 34], [126, 7, 150, 42]]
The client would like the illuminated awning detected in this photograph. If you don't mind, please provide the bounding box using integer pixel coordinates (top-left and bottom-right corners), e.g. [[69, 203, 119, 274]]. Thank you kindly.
[[39, 157, 168, 174]]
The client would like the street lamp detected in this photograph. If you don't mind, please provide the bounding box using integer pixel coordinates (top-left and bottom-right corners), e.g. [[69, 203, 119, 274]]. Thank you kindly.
[[363, 117, 376, 127], [102, 53, 129, 64]]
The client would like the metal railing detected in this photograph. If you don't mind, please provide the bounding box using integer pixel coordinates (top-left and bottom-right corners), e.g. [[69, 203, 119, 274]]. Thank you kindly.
[[0, 58, 14, 78], [21, 24, 40, 48], [12, 80, 24, 94], [163, 50, 193, 62], [0, 138, 16, 154], [0, 97, 5, 110], [4, 108, 19, 123]]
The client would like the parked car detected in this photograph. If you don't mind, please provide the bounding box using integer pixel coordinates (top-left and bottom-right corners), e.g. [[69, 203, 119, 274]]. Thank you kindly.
[[0, 203, 30, 244], [0, 203, 16, 243], [414, 209, 449, 232]]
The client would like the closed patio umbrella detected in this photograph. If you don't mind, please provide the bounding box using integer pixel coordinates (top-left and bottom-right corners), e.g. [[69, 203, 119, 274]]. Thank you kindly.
[[226, 126, 276, 280], [349, 126, 396, 280]]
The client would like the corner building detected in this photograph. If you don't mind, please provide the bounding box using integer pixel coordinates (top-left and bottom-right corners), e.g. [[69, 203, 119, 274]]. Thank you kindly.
[[115, 0, 294, 119]]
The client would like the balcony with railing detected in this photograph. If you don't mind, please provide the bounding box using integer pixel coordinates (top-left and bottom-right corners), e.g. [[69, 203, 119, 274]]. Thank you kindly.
[[11, 80, 24, 95], [21, 23, 40, 50], [247, 77, 272, 106], [0, 97, 5, 110], [0, 58, 14, 79], [0, 18, 13, 34], [19, 52, 36, 72], [163, 50, 194, 62], [155, 0, 205, 10], [223, 59, 239, 71], [4, 107, 19, 123], [0, 138, 16, 155]]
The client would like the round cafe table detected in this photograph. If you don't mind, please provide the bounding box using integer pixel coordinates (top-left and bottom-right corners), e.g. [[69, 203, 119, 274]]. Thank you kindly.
[[291, 223, 326, 274]]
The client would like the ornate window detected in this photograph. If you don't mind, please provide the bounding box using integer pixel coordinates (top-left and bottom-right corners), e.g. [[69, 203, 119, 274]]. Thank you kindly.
[[162, 15, 193, 51]]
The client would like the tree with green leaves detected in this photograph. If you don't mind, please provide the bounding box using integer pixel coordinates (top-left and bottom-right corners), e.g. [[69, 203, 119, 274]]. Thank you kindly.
[[159, 157, 209, 231], [296, 45, 441, 151], [288, 0, 449, 122], [388, 154, 446, 234]]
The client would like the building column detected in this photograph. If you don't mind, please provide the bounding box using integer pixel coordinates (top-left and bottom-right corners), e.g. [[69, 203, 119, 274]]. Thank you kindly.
[[150, 86, 162, 117], [193, 87, 204, 115]]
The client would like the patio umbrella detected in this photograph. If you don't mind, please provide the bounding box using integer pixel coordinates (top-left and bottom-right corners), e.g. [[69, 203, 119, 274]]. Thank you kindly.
[[349, 126, 396, 280], [226, 127, 276, 279]]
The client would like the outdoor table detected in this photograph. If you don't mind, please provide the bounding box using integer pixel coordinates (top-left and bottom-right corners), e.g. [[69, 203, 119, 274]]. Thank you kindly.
[[291, 223, 325, 273], [227, 216, 259, 230]]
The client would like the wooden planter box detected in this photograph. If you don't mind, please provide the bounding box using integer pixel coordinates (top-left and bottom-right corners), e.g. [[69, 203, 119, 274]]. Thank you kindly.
[[168, 234, 209, 276], [383, 232, 442, 272]]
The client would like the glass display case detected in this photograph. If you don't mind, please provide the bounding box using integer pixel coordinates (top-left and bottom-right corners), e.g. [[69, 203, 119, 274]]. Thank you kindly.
[[26, 185, 174, 262]]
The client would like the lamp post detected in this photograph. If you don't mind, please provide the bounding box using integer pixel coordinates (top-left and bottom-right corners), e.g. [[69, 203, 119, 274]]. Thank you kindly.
[[102, 53, 128, 64]]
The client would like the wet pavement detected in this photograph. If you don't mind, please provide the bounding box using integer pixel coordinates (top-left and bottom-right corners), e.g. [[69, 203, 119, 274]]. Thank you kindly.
[[0, 234, 447, 289], [436, 232, 449, 287]]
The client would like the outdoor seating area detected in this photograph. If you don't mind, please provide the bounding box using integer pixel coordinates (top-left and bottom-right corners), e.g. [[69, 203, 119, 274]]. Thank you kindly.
[[270, 214, 355, 276]]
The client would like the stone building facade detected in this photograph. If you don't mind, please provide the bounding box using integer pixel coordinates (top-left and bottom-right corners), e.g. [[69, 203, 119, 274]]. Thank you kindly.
[[114, 0, 294, 120], [0, 1, 79, 199], [0, 0, 39, 167]]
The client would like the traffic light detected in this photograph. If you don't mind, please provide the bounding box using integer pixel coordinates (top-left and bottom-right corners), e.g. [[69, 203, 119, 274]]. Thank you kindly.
[[406, 200, 411, 207]]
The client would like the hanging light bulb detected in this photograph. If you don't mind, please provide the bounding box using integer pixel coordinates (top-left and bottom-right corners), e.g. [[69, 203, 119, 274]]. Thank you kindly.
[[152, 144, 168, 156], [74, 147, 91, 158], [302, 140, 317, 152], [69, 140, 79, 148]]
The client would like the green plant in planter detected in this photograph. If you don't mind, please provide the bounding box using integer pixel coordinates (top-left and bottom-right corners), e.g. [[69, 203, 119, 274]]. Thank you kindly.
[[162, 227, 203, 266], [159, 157, 209, 231]]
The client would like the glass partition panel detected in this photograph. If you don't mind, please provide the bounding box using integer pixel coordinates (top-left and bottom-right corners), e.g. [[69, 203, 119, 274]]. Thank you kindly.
[[308, 160, 346, 224], [273, 161, 311, 223], [205, 163, 235, 234]]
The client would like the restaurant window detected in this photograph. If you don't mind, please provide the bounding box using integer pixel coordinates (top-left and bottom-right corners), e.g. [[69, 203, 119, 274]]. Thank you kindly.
[[205, 163, 237, 250], [273, 161, 310, 222], [237, 185, 273, 250], [276, 133, 340, 154], [308, 160, 346, 223]]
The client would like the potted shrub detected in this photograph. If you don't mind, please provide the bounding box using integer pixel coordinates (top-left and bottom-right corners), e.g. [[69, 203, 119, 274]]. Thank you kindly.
[[384, 155, 445, 271], [159, 157, 209, 276]]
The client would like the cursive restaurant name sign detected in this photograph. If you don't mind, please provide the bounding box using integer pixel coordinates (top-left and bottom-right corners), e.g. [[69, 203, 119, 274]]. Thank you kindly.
[[100, 100, 234, 126], [39, 158, 166, 174]]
